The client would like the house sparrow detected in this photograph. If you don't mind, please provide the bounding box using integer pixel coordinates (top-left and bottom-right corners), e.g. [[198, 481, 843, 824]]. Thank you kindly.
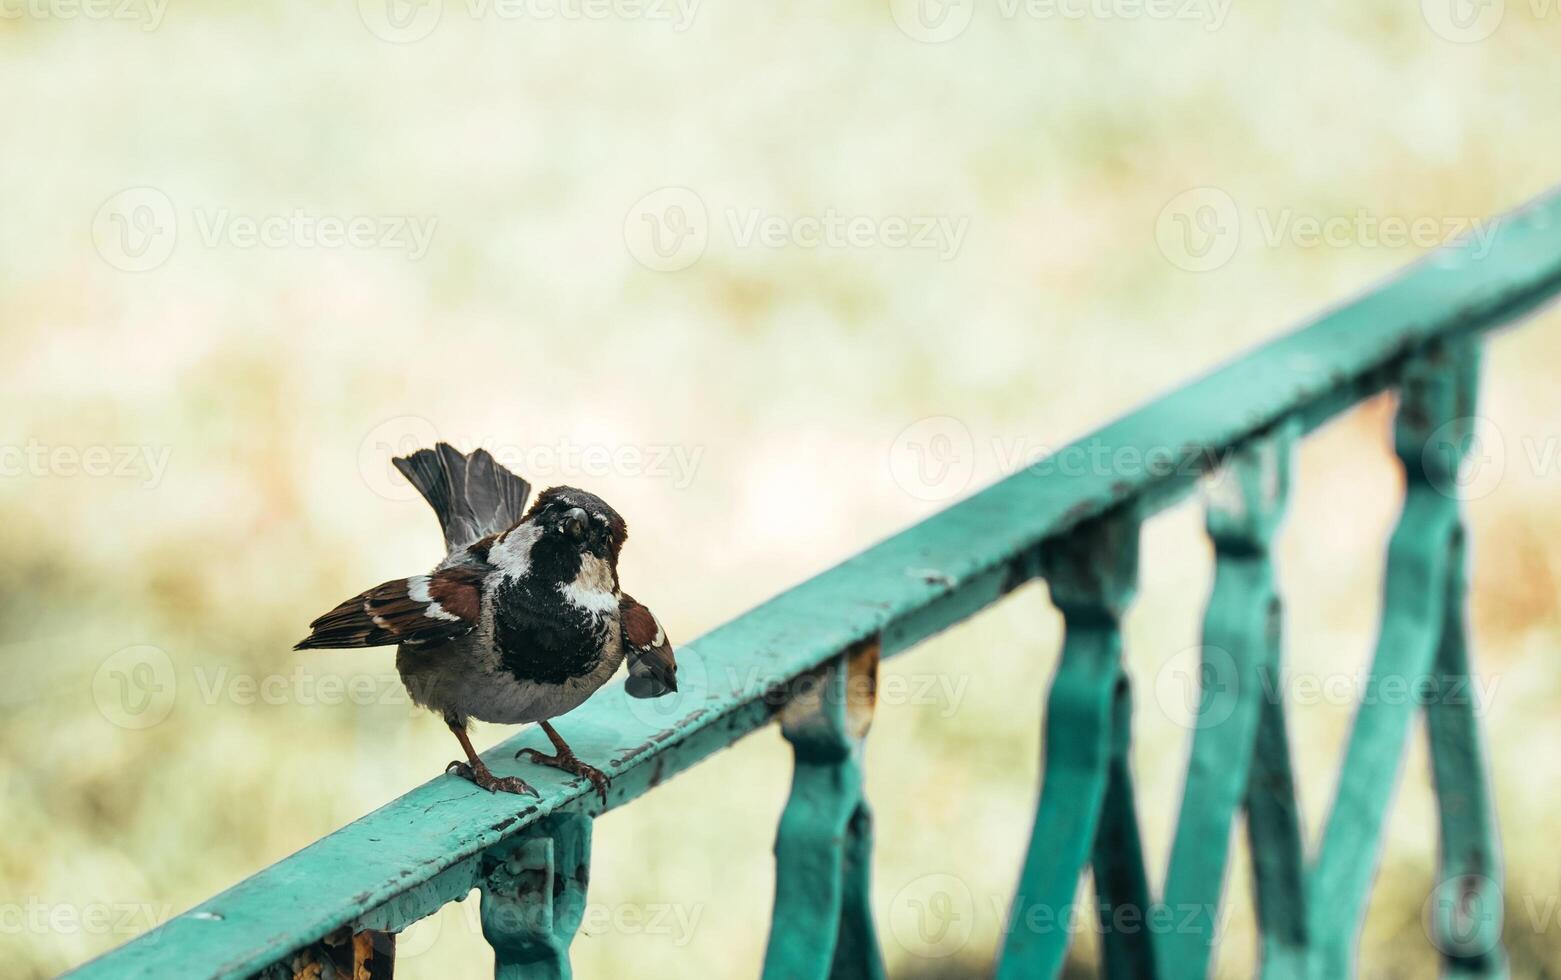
[[295, 443, 677, 801]]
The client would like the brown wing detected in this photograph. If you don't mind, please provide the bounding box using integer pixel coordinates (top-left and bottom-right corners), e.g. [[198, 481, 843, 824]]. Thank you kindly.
[[295, 565, 485, 650], [620, 593, 676, 698]]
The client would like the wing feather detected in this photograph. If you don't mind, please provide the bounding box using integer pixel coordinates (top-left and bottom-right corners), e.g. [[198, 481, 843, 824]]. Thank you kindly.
[[295, 566, 485, 649], [620, 593, 677, 698]]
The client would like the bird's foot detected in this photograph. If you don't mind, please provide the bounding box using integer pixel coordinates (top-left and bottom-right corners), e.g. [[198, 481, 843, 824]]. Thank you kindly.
[[446, 759, 539, 798], [514, 747, 610, 804]]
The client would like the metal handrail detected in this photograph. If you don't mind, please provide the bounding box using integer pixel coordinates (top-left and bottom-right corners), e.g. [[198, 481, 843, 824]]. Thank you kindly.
[[70, 187, 1561, 979]]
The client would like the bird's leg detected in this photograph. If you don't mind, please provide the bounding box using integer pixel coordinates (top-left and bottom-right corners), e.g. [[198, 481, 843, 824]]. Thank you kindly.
[[514, 720, 610, 804], [445, 717, 538, 797]]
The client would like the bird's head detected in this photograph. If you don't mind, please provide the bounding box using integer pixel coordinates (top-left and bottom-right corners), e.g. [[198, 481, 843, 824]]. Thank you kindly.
[[523, 485, 627, 566]]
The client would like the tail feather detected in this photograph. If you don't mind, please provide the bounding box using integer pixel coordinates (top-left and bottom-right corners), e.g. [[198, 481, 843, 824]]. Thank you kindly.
[[393, 443, 532, 552]]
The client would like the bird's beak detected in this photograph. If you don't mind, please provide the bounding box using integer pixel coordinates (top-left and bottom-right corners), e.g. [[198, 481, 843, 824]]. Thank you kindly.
[[562, 507, 588, 540], [626, 648, 678, 698]]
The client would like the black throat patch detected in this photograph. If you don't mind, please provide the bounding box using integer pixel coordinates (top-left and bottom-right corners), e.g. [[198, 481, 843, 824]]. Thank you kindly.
[[492, 535, 611, 684]]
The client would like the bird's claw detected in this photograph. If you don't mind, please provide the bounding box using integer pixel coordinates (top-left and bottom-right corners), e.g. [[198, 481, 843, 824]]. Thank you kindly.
[[514, 747, 610, 805], [446, 760, 540, 798]]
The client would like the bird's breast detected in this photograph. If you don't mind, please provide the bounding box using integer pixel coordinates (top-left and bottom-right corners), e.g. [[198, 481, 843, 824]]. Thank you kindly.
[[490, 573, 618, 686]]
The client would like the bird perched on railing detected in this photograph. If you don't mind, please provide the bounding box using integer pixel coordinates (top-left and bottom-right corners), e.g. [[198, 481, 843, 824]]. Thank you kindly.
[[295, 443, 677, 801]]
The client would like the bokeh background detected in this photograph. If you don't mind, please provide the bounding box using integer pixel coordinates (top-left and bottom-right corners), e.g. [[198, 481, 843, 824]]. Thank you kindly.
[[3, 1, 1560, 977]]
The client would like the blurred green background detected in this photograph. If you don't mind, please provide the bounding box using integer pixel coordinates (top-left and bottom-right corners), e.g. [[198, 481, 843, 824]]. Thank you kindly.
[[3, 1, 1560, 977]]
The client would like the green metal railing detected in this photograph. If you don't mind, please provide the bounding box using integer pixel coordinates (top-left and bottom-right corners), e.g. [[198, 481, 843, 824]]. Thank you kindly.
[[71, 187, 1561, 979]]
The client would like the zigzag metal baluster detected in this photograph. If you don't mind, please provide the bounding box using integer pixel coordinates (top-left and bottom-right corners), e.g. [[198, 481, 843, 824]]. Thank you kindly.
[[1160, 427, 1297, 980], [1244, 674, 1310, 979], [1092, 661, 1159, 980], [997, 512, 1156, 980], [1309, 338, 1500, 975], [1421, 345, 1507, 980], [1425, 522, 1506, 979], [761, 640, 885, 980], [479, 812, 593, 980]]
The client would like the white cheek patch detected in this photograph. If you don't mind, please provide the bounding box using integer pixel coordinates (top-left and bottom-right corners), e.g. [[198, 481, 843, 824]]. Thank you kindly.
[[558, 579, 620, 615], [574, 553, 615, 592], [557, 553, 619, 615], [487, 523, 540, 577]]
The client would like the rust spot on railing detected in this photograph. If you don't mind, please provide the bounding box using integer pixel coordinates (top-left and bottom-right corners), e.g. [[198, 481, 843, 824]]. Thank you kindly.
[[278, 927, 394, 980]]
